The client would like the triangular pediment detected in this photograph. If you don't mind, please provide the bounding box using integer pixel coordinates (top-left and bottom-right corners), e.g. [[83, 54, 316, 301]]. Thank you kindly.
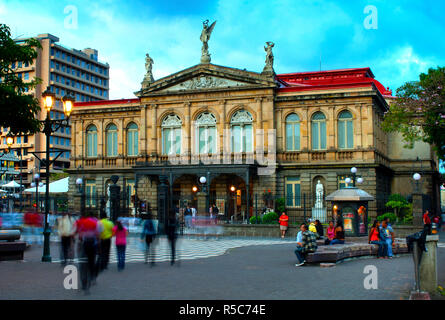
[[136, 64, 276, 96]]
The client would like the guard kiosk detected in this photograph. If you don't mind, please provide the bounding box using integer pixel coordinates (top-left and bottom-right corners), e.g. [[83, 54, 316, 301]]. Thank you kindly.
[[326, 187, 374, 237]]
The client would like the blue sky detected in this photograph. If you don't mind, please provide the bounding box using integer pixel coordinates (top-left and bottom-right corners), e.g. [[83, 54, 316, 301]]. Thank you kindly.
[[1, 0, 445, 102]]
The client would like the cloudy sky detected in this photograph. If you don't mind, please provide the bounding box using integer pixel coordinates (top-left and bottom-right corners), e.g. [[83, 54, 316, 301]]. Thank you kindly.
[[1, 0, 445, 102]]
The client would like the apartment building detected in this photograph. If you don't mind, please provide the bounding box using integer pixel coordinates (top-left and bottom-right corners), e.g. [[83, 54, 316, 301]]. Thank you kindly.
[[0, 33, 109, 186]]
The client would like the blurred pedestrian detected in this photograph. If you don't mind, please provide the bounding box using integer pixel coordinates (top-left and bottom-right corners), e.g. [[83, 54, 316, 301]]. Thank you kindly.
[[166, 210, 178, 265], [75, 213, 100, 293], [184, 205, 192, 228], [113, 220, 128, 271], [97, 212, 114, 272], [279, 212, 289, 239], [140, 213, 157, 265], [56, 212, 76, 265]]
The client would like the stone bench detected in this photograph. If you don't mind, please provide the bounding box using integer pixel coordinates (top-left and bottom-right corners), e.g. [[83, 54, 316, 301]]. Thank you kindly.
[[306, 238, 408, 263], [0, 230, 26, 261]]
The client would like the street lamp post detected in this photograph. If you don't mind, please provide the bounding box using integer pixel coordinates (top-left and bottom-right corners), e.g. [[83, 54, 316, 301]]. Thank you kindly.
[[413, 173, 421, 193], [37, 88, 74, 263]]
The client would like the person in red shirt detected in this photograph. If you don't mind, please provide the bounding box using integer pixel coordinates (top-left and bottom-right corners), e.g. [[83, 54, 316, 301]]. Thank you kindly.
[[279, 212, 289, 239], [75, 213, 100, 293], [423, 210, 432, 235]]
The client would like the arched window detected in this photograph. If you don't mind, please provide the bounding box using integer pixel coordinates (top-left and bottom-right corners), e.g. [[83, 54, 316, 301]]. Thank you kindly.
[[162, 114, 182, 155], [285, 113, 300, 151], [311, 112, 327, 150], [338, 110, 353, 149], [106, 123, 118, 157], [127, 123, 138, 156], [86, 125, 97, 157], [231, 110, 253, 153], [196, 112, 217, 154]]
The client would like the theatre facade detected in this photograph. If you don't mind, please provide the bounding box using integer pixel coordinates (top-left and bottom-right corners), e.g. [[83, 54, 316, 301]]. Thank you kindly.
[[67, 43, 441, 223]]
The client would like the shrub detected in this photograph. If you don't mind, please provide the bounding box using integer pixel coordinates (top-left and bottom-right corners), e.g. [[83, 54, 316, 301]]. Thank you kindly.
[[249, 216, 262, 224], [262, 211, 279, 224], [275, 198, 285, 215], [385, 194, 410, 221], [377, 212, 397, 222]]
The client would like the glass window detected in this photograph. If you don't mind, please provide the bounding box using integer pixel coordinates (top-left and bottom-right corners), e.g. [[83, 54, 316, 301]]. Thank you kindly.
[[230, 110, 253, 152], [285, 113, 300, 151], [196, 112, 217, 154], [285, 177, 301, 207], [86, 125, 98, 157], [338, 110, 353, 149], [106, 123, 118, 157], [127, 123, 138, 156], [24, 72, 29, 80], [161, 114, 182, 155], [311, 112, 327, 150]]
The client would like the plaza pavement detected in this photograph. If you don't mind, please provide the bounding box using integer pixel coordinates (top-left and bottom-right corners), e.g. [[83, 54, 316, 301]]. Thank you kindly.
[[0, 232, 444, 300]]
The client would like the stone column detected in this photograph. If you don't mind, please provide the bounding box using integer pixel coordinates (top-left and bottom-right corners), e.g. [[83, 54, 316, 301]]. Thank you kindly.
[[185, 102, 191, 159], [150, 104, 157, 157], [140, 104, 147, 158], [419, 235, 439, 293]]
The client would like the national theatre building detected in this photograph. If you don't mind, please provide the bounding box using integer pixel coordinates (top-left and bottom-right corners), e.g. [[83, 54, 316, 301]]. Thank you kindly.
[[67, 22, 441, 223]]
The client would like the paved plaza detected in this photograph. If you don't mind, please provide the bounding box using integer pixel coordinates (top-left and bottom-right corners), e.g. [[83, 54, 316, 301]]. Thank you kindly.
[[1, 231, 444, 300]]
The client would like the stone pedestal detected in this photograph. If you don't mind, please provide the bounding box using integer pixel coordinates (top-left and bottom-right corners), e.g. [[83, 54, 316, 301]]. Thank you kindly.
[[312, 207, 327, 223], [419, 235, 438, 293]]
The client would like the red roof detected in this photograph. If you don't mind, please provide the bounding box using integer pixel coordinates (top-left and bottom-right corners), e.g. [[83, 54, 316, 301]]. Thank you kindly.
[[74, 98, 140, 107], [276, 67, 392, 96]]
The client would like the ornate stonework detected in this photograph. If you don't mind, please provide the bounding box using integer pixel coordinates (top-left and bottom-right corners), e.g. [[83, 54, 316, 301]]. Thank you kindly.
[[163, 75, 249, 92]]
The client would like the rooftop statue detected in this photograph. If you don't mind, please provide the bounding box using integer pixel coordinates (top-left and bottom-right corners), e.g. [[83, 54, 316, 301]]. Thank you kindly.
[[200, 20, 216, 64], [141, 52, 154, 89], [262, 41, 275, 74]]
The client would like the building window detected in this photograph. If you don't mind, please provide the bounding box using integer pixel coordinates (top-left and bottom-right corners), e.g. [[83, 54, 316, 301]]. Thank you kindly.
[[286, 177, 301, 207], [85, 179, 96, 207], [338, 110, 353, 149], [106, 123, 118, 157], [24, 72, 29, 80], [196, 112, 217, 154], [285, 113, 300, 151], [161, 114, 182, 155], [126, 123, 138, 156], [86, 125, 97, 157], [230, 110, 253, 153], [311, 112, 327, 150]]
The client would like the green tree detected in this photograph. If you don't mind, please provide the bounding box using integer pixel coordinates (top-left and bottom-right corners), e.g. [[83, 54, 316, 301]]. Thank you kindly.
[[382, 67, 445, 161], [0, 23, 42, 134], [385, 194, 410, 221]]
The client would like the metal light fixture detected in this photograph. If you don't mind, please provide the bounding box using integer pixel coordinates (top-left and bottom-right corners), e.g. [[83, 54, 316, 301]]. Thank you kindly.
[[351, 167, 357, 174], [199, 176, 207, 184], [76, 177, 83, 185], [42, 89, 55, 113], [345, 177, 352, 184], [413, 173, 421, 181], [6, 132, 14, 148], [230, 186, 236, 192], [357, 177, 364, 184], [192, 186, 198, 192], [30, 182, 36, 188], [34, 173, 40, 180], [62, 94, 75, 118]]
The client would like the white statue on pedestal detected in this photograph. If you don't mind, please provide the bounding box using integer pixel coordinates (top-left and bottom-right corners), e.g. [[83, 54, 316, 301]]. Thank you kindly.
[[315, 180, 324, 209], [106, 185, 111, 217]]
